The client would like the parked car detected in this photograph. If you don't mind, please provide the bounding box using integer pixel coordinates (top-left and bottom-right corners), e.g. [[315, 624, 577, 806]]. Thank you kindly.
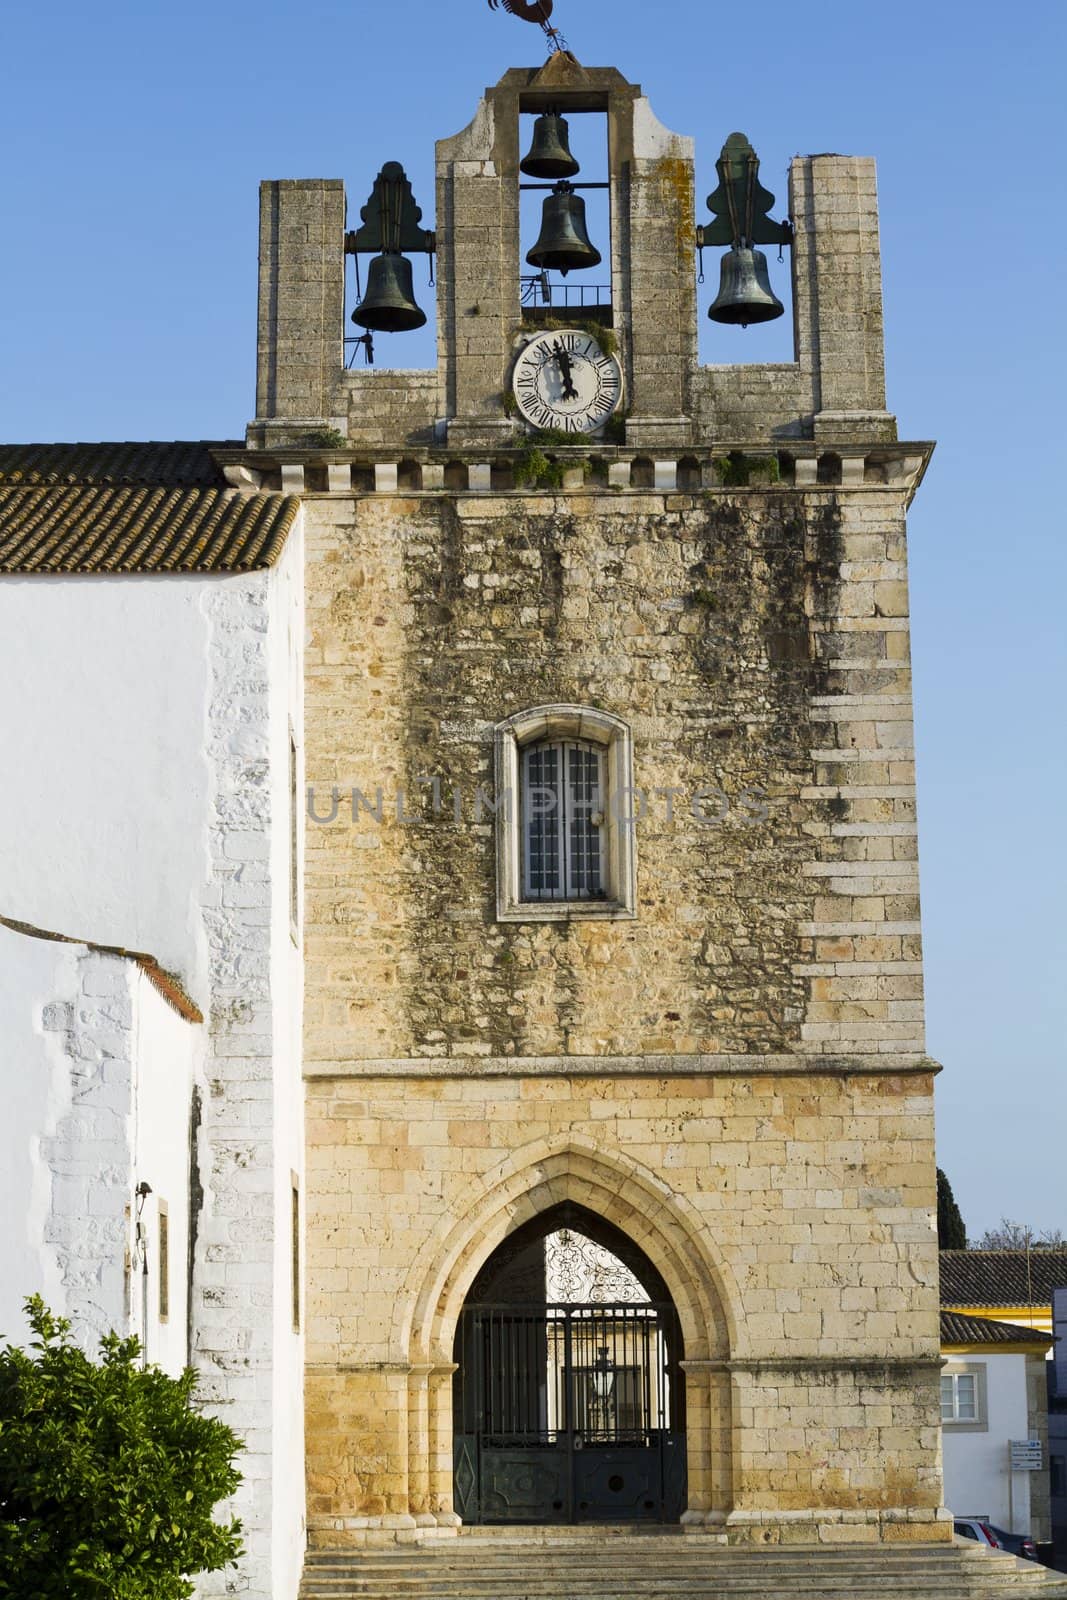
[[953, 1518, 1039, 1561]]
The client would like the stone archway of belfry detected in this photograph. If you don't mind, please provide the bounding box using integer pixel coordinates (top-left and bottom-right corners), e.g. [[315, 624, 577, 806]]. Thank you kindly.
[[396, 1141, 738, 1527]]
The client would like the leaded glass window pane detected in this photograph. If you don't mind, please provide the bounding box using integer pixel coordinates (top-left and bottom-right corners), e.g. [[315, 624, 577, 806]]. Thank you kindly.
[[521, 739, 605, 901], [568, 743, 602, 897], [523, 743, 561, 898]]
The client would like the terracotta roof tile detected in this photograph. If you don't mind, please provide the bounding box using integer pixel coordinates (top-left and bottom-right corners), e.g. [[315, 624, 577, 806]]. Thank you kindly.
[[0, 913, 202, 1025], [0, 440, 239, 488], [940, 1309, 1052, 1347], [940, 1249, 1067, 1308], [0, 484, 299, 574]]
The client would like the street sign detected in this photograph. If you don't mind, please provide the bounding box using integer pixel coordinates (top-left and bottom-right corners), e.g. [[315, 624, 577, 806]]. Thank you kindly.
[[1009, 1440, 1044, 1471]]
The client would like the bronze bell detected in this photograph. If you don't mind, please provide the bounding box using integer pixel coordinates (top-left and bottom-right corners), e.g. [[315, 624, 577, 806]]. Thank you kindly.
[[520, 112, 580, 180], [707, 245, 784, 327], [526, 184, 601, 277], [351, 251, 426, 333]]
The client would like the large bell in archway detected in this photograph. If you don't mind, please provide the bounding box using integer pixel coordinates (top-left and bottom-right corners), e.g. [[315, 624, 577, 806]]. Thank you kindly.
[[351, 251, 426, 333], [708, 245, 784, 327], [526, 184, 601, 277], [520, 112, 580, 179]]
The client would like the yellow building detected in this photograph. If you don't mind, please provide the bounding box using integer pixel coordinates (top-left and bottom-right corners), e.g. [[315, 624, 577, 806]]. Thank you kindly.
[[941, 1250, 1067, 1340]]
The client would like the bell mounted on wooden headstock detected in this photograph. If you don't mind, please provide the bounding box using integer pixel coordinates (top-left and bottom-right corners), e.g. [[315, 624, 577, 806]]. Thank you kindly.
[[345, 162, 436, 334], [699, 132, 792, 328]]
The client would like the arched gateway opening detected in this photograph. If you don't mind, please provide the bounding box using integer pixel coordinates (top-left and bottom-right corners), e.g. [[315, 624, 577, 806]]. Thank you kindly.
[[452, 1202, 687, 1525]]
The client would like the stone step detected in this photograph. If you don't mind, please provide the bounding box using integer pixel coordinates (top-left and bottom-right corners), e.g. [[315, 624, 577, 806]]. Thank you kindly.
[[317, 1536, 958, 1549], [303, 1547, 1035, 1568], [303, 1558, 1035, 1579], [299, 1580, 1067, 1593], [300, 1584, 1067, 1600], [299, 1544, 1067, 1600], [300, 1578, 1059, 1592]]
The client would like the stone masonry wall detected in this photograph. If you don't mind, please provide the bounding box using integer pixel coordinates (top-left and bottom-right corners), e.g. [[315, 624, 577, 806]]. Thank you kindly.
[[303, 486, 922, 1068], [300, 479, 941, 1544], [303, 1069, 941, 1540]]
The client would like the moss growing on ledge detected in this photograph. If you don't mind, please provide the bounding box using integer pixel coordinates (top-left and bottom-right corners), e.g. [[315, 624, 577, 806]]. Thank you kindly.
[[304, 427, 350, 450], [512, 447, 591, 490], [715, 451, 781, 487], [530, 318, 618, 361]]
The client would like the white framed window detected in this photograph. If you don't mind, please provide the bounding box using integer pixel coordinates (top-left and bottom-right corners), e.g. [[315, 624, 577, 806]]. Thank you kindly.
[[941, 1372, 976, 1421], [495, 706, 636, 922], [940, 1364, 987, 1430]]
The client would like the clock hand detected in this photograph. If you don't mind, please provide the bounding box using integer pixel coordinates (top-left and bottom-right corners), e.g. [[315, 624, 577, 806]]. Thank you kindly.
[[551, 340, 579, 400]]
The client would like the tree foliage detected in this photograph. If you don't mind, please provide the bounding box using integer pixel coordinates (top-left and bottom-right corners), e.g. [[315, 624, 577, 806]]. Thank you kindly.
[[974, 1219, 1066, 1250], [0, 1296, 243, 1600], [936, 1168, 967, 1249]]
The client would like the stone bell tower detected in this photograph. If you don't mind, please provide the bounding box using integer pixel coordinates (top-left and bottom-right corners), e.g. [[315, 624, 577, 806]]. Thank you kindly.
[[243, 56, 944, 1552]]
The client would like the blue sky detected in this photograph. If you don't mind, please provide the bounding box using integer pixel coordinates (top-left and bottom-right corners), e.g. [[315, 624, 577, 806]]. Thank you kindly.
[[2, 0, 1063, 1237]]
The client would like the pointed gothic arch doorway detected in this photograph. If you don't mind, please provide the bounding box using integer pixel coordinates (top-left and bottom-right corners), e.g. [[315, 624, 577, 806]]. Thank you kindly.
[[452, 1202, 687, 1524]]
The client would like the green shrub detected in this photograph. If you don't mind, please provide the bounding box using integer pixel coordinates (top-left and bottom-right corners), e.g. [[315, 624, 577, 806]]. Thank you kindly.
[[511, 444, 591, 486], [304, 427, 349, 450], [531, 318, 617, 360], [0, 1297, 243, 1600], [714, 451, 780, 487], [525, 427, 581, 448]]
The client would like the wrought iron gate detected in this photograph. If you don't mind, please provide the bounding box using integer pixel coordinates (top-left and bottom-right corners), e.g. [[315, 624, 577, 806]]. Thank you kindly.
[[453, 1302, 686, 1524]]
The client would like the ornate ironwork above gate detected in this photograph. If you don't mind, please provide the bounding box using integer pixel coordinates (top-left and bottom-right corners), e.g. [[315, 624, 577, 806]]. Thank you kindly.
[[545, 1227, 650, 1303], [453, 1300, 686, 1524]]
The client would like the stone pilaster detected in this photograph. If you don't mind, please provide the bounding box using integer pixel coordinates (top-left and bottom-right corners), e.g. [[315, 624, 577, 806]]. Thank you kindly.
[[253, 179, 347, 441], [790, 156, 895, 442]]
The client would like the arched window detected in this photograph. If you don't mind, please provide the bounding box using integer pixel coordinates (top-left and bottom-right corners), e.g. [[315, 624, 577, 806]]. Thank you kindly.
[[494, 706, 636, 921], [521, 737, 606, 901]]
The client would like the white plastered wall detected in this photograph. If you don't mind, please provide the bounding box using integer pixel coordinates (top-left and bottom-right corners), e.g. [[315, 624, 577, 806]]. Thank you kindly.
[[0, 513, 307, 1600], [0, 923, 80, 1341], [195, 518, 306, 1600], [0, 575, 213, 1002], [131, 966, 200, 1376], [0, 924, 198, 1376], [269, 517, 307, 1600], [942, 1352, 1034, 1534]]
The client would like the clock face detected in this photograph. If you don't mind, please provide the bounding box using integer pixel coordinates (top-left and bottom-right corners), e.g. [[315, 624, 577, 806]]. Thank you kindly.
[[512, 330, 623, 435]]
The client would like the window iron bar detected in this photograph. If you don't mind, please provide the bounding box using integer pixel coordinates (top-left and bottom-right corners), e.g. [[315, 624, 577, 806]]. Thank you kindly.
[[522, 739, 604, 902]]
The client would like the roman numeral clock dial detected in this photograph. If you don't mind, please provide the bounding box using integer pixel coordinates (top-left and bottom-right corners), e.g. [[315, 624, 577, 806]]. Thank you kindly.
[[511, 330, 623, 435]]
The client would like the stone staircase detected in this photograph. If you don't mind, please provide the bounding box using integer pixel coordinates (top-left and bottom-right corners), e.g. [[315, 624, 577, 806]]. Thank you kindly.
[[300, 1528, 1067, 1600]]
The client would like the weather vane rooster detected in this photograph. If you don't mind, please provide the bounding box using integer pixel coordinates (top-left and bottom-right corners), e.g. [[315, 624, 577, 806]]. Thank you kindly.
[[487, 0, 566, 53]]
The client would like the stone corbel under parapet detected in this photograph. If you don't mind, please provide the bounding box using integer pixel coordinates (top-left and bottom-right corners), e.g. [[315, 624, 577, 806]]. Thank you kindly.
[[215, 442, 934, 504]]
